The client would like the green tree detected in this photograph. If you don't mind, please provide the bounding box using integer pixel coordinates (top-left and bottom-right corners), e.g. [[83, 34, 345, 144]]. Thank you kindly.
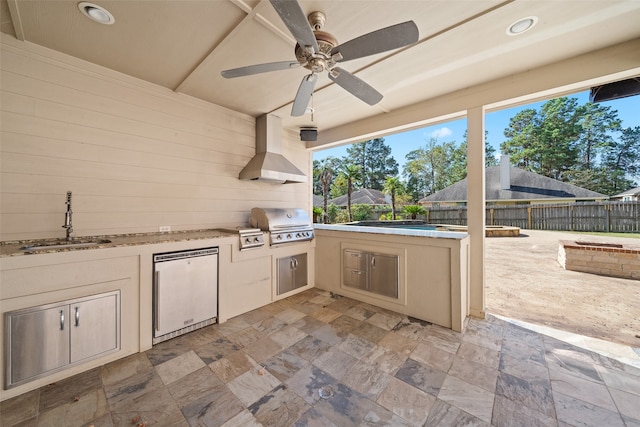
[[403, 138, 456, 200], [450, 131, 497, 182], [342, 164, 362, 221], [601, 126, 640, 193], [316, 157, 338, 224], [346, 138, 398, 190], [575, 102, 621, 170], [501, 108, 540, 171], [383, 176, 403, 220], [403, 205, 426, 220]]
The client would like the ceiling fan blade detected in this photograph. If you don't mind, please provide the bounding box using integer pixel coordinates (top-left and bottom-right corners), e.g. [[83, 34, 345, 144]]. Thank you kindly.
[[330, 21, 419, 62], [291, 74, 318, 117], [328, 67, 383, 106], [270, 0, 319, 53], [221, 61, 301, 78]]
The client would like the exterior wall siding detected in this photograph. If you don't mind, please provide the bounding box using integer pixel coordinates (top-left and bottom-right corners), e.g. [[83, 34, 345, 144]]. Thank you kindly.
[[0, 36, 310, 241]]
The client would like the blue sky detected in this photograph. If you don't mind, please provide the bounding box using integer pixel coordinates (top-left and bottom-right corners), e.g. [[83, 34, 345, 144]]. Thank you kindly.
[[313, 90, 640, 178]]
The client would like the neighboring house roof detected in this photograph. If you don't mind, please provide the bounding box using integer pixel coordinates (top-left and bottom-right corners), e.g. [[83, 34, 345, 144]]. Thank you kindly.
[[611, 186, 640, 199], [313, 194, 323, 207], [419, 166, 607, 203], [330, 188, 390, 206]]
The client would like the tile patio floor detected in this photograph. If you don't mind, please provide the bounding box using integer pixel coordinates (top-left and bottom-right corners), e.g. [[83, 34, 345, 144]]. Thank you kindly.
[[2, 288, 640, 426]]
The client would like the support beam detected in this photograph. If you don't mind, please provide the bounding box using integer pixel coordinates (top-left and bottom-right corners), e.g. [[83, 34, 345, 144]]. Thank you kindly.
[[467, 106, 486, 319]]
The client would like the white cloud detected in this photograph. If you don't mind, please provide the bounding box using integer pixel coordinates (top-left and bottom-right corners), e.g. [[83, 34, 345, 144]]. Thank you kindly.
[[430, 127, 452, 139]]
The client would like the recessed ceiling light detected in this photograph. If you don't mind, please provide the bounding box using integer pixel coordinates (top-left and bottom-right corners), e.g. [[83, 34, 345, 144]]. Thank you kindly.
[[78, 2, 115, 25], [506, 16, 538, 36]]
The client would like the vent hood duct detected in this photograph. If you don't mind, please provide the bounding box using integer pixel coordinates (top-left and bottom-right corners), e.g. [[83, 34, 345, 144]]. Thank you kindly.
[[239, 114, 307, 184]]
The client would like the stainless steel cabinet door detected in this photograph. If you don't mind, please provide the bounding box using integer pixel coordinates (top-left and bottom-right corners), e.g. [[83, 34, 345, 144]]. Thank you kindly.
[[6, 303, 70, 387], [277, 257, 295, 295], [70, 293, 119, 363], [369, 253, 399, 298], [292, 254, 307, 290]]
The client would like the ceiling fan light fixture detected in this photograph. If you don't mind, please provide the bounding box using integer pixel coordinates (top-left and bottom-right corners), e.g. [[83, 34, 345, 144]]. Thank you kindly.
[[78, 2, 115, 25], [506, 16, 537, 36]]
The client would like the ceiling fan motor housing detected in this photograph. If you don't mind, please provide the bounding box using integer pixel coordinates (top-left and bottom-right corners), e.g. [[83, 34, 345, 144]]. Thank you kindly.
[[295, 30, 338, 72]]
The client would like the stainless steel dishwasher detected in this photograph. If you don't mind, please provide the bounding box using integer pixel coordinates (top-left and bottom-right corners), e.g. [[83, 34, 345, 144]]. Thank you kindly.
[[153, 247, 218, 344]]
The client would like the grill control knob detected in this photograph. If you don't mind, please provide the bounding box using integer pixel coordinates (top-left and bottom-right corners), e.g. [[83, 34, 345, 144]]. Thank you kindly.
[[286, 234, 292, 239], [276, 235, 283, 240], [245, 238, 251, 244], [253, 237, 260, 242]]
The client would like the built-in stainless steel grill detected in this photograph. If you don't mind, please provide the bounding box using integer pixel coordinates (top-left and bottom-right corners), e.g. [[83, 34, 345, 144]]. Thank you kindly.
[[250, 208, 314, 246], [219, 227, 265, 250]]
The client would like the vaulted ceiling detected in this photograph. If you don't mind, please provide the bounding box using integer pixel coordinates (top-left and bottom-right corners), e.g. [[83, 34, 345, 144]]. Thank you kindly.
[[2, 0, 640, 138]]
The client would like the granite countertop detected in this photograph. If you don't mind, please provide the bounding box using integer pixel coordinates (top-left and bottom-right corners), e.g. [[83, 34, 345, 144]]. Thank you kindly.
[[0, 229, 235, 257], [313, 224, 469, 240]]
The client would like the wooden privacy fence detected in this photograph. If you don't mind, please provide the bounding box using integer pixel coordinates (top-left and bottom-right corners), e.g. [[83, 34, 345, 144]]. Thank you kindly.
[[425, 201, 639, 233]]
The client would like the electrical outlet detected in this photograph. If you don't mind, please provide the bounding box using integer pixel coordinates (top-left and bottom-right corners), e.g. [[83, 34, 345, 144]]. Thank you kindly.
[[159, 226, 171, 233]]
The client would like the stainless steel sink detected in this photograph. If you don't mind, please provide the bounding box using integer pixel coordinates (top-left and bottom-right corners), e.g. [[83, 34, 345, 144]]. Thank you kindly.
[[21, 239, 112, 251]]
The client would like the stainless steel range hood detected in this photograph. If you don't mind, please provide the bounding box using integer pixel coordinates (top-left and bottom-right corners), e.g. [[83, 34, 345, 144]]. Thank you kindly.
[[239, 114, 307, 184]]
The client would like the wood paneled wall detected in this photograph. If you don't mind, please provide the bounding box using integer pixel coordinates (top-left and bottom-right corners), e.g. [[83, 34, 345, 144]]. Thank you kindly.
[[0, 35, 310, 241]]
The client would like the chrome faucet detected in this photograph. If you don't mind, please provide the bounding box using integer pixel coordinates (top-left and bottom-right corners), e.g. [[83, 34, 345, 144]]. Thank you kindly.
[[62, 191, 73, 241]]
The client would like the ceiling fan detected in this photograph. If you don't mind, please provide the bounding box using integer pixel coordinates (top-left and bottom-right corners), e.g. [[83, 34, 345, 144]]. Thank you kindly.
[[221, 0, 419, 117]]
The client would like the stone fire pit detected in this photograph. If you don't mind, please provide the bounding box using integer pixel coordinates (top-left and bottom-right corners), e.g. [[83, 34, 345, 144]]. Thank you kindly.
[[558, 240, 640, 280]]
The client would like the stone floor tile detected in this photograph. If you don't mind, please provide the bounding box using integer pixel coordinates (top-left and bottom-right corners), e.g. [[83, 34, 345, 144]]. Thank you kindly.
[[144, 335, 192, 366], [495, 371, 555, 418], [623, 416, 640, 427], [338, 333, 376, 359], [344, 304, 377, 321], [100, 353, 153, 387], [310, 323, 346, 346], [167, 366, 223, 408], [422, 333, 461, 354], [180, 383, 244, 426], [155, 349, 206, 385], [608, 387, 640, 421], [394, 358, 447, 396], [456, 341, 501, 370], [269, 325, 308, 348], [288, 335, 332, 361], [216, 316, 252, 336], [449, 355, 499, 392], [220, 408, 263, 427], [376, 376, 436, 425], [499, 352, 550, 382], [263, 349, 310, 382], [378, 331, 418, 356], [39, 367, 103, 412], [505, 323, 545, 348], [0, 389, 39, 426], [243, 336, 284, 364], [550, 368, 617, 412], [329, 314, 362, 335], [500, 336, 546, 365], [251, 316, 288, 335], [307, 293, 335, 306], [274, 307, 307, 324], [294, 407, 338, 427], [326, 296, 360, 314], [193, 336, 242, 365], [109, 386, 187, 426], [553, 390, 625, 427], [425, 398, 491, 427], [596, 364, 640, 396], [312, 348, 357, 380], [103, 368, 165, 411], [236, 305, 276, 325], [286, 364, 339, 404], [313, 382, 386, 427], [227, 366, 281, 406], [350, 321, 388, 344], [249, 384, 310, 427], [292, 315, 327, 334], [310, 307, 342, 323], [367, 311, 403, 331], [37, 388, 108, 427], [182, 324, 224, 348], [462, 327, 503, 352], [362, 344, 407, 374], [438, 375, 496, 423], [391, 319, 430, 341], [228, 326, 263, 347], [491, 394, 558, 427], [410, 341, 455, 372], [209, 350, 258, 383], [342, 361, 393, 399]]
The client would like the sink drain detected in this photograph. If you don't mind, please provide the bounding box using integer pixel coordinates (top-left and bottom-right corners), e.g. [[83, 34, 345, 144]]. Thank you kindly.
[[318, 386, 334, 399]]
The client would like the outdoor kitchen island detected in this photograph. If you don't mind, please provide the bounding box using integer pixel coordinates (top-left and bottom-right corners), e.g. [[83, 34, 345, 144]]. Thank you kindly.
[[314, 224, 470, 332]]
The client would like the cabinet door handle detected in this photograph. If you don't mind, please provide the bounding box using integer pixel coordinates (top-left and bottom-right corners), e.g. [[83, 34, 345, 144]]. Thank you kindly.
[[155, 271, 160, 332], [75, 306, 80, 327], [293, 258, 298, 270], [60, 310, 65, 331], [371, 256, 376, 268]]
